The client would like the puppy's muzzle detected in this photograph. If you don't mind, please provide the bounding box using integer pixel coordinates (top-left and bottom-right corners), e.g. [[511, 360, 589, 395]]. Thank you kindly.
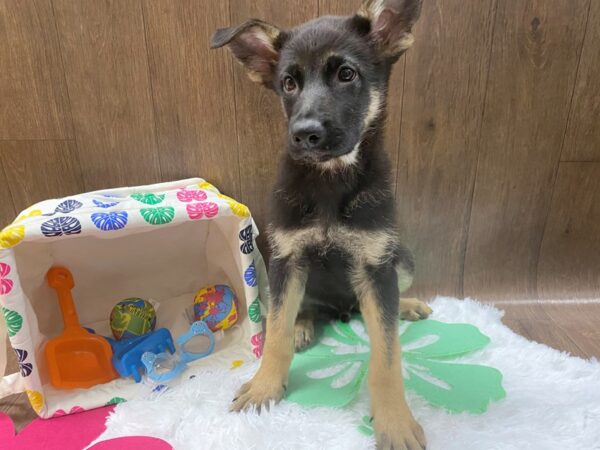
[[290, 118, 326, 151]]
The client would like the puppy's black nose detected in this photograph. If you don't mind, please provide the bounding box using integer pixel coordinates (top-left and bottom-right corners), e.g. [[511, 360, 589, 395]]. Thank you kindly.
[[291, 119, 325, 150]]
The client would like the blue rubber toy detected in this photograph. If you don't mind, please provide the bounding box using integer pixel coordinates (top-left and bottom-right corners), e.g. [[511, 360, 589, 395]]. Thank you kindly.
[[141, 321, 215, 383], [106, 328, 175, 382]]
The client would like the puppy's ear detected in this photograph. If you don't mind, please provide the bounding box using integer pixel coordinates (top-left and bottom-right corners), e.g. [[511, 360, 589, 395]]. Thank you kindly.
[[210, 19, 283, 87], [357, 0, 422, 61]]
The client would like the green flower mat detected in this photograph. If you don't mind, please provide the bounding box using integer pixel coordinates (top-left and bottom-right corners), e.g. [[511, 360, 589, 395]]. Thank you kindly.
[[286, 317, 505, 435]]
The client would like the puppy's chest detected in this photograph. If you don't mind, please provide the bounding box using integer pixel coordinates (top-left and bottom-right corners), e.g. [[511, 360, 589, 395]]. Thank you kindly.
[[270, 223, 397, 267], [280, 183, 394, 232], [272, 185, 398, 264]]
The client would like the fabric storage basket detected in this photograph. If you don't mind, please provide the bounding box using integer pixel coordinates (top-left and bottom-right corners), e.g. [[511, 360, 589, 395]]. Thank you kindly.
[[0, 178, 267, 418]]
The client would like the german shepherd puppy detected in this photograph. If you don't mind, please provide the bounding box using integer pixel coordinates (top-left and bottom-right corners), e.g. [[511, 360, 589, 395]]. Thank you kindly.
[[211, 1, 430, 448]]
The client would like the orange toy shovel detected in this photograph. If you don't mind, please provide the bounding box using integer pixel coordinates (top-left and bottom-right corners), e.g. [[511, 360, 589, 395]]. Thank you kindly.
[[45, 267, 118, 389]]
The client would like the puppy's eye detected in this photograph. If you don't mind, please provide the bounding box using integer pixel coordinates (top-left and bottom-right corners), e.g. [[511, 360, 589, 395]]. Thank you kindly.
[[338, 67, 356, 83], [282, 76, 297, 93]]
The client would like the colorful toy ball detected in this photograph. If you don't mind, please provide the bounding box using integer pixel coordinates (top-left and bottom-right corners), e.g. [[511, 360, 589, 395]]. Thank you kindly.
[[194, 285, 238, 331], [110, 298, 157, 340]]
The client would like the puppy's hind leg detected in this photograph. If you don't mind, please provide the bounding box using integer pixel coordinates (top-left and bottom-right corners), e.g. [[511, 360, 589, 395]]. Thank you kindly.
[[231, 256, 307, 413], [396, 256, 432, 321], [294, 309, 315, 352], [400, 298, 432, 321]]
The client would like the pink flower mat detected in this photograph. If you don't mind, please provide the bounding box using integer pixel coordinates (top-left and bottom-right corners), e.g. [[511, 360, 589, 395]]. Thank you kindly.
[[0, 406, 171, 450]]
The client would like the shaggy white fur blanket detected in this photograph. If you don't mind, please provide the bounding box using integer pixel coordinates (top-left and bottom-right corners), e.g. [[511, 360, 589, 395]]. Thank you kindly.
[[92, 297, 600, 450]]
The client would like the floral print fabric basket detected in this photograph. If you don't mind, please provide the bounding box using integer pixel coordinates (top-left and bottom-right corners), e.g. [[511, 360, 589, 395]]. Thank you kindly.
[[0, 178, 267, 418]]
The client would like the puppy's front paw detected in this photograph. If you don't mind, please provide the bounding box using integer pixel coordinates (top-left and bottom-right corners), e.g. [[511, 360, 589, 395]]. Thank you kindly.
[[373, 406, 426, 450], [230, 372, 286, 413], [400, 298, 432, 321]]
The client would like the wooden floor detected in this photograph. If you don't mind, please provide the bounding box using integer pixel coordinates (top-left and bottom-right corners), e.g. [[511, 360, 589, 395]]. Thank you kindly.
[[1, 301, 599, 432], [497, 301, 600, 358]]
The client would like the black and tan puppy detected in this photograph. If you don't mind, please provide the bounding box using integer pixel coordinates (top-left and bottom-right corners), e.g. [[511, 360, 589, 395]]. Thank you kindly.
[[212, 1, 431, 448]]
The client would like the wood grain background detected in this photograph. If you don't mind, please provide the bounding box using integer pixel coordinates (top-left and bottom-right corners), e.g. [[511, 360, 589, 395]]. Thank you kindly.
[[1, 0, 598, 300]]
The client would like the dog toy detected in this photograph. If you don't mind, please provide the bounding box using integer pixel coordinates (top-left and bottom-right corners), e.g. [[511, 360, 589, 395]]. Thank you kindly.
[[110, 298, 156, 340], [45, 267, 118, 389], [141, 321, 215, 383], [106, 328, 175, 383], [193, 285, 238, 331], [44, 267, 117, 389]]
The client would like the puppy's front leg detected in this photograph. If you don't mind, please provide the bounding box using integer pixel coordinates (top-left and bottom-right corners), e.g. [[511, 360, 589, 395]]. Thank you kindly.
[[231, 256, 307, 412], [354, 263, 426, 450]]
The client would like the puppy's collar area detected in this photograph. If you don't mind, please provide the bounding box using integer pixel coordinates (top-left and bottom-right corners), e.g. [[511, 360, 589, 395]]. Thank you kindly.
[[316, 142, 362, 172]]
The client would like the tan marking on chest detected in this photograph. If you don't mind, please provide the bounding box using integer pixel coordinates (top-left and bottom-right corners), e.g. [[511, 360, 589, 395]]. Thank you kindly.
[[270, 225, 397, 266]]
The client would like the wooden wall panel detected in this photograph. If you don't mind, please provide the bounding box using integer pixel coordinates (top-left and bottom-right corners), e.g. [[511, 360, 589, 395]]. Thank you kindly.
[[53, 0, 161, 190], [0, 0, 72, 139], [142, 0, 241, 198], [395, 0, 497, 298], [562, 1, 600, 162], [1, 0, 599, 300], [537, 163, 600, 298], [463, 0, 590, 299], [0, 140, 84, 212], [229, 0, 318, 237], [318, 0, 357, 15], [0, 162, 17, 228]]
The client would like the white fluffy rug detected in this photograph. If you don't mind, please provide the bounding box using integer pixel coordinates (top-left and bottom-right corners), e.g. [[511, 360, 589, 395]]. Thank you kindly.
[[92, 297, 600, 450]]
